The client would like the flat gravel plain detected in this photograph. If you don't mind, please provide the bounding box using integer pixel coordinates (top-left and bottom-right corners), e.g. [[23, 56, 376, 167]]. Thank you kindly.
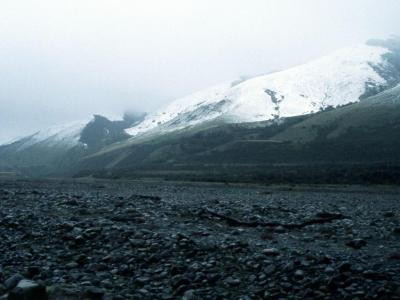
[[1, 178, 400, 299]]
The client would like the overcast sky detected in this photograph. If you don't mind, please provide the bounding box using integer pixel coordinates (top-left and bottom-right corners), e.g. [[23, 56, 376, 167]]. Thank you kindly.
[[0, 0, 399, 143]]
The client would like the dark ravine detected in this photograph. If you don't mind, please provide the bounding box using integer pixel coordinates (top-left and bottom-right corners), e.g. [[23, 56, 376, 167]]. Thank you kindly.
[[1, 178, 400, 299]]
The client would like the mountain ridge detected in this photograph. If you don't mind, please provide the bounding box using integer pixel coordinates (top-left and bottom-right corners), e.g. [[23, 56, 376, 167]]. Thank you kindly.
[[0, 113, 145, 175], [2, 37, 400, 179], [124, 39, 400, 139], [75, 84, 400, 183]]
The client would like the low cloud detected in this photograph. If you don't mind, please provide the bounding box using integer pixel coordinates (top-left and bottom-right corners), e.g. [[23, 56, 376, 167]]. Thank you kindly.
[[0, 0, 399, 142]]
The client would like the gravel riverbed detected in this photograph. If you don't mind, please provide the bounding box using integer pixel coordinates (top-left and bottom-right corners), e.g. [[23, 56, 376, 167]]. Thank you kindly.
[[1, 178, 400, 299]]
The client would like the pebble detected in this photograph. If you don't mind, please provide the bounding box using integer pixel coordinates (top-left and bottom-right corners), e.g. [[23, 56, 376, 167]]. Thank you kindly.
[[4, 274, 23, 290], [261, 248, 280, 256], [8, 279, 47, 300], [346, 239, 367, 249]]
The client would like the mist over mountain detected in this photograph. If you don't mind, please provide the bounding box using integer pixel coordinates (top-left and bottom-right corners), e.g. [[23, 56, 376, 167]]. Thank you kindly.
[[0, 112, 145, 176], [124, 38, 400, 138], [3, 2, 400, 299], [2, 37, 400, 183], [1, 0, 400, 144]]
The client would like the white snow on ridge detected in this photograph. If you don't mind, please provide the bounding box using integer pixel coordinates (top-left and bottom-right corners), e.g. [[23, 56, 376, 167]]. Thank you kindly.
[[3, 113, 129, 150], [17, 120, 89, 151], [126, 81, 234, 136], [229, 44, 388, 120], [126, 44, 390, 137], [4, 43, 391, 151]]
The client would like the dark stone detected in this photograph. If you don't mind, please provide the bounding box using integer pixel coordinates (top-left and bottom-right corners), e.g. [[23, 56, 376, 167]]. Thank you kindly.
[[65, 262, 78, 270], [294, 270, 304, 279], [383, 212, 395, 218], [62, 199, 80, 206], [260, 230, 274, 240], [170, 275, 190, 289], [362, 270, 388, 281], [182, 289, 196, 300], [224, 277, 241, 286], [8, 280, 48, 300], [325, 267, 335, 274], [261, 248, 280, 256], [82, 286, 104, 300], [4, 274, 24, 290], [346, 239, 367, 249], [263, 264, 276, 275], [26, 266, 41, 278], [136, 277, 150, 285], [339, 262, 352, 273], [389, 252, 400, 260]]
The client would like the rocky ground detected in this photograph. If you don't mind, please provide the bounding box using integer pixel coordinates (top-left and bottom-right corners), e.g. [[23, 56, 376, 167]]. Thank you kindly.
[[1, 178, 400, 299]]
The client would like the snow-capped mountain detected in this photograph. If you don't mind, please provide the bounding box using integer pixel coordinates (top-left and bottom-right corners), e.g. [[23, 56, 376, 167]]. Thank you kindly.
[[13, 120, 89, 151], [2, 37, 400, 177], [0, 113, 145, 175], [126, 39, 400, 138], [78, 84, 400, 179]]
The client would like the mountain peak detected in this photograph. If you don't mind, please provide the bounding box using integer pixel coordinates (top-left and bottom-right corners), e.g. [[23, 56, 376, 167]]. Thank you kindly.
[[125, 41, 399, 139], [3, 38, 400, 176]]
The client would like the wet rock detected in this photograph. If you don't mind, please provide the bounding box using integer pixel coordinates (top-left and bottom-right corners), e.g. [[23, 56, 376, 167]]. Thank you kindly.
[[61, 199, 80, 206], [82, 287, 104, 300], [383, 212, 395, 218], [260, 229, 274, 240], [346, 239, 367, 249], [339, 262, 352, 273], [294, 270, 304, 279], [135, 276, 150, 285], [170, 275, 190, 289], [388, 252, 400, 260], [362, 270, 387, 280], [261, 248, 280, 256], [182, 289, 196, 300], [8, 280, 47, 300], [65, 262, 78, 270], [4, 274, 24, 290], [26, 266, 41, 278], [324, 266, 335, 274], [263, 264, 276, 275], [224, 277, 241, 286]]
